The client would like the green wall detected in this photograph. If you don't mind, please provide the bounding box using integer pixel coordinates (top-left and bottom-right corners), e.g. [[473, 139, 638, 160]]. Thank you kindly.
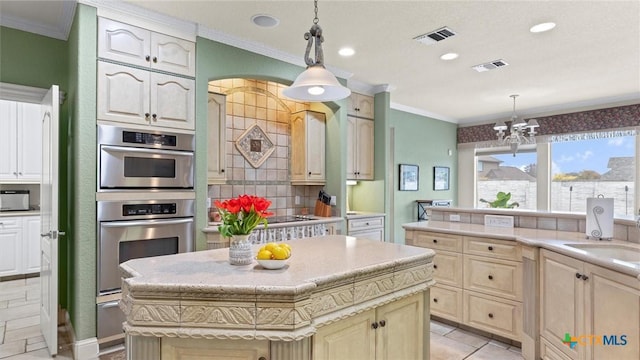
[[195, 37, 349, 247], [66, 4, 98, 340], [0, 26, 71, 307], [388, 109, 458, 243]]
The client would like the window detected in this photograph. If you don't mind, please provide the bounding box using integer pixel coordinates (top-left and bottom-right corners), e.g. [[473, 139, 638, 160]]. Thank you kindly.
[[551, 135, 636, 217], [476, 151, 537, 210]]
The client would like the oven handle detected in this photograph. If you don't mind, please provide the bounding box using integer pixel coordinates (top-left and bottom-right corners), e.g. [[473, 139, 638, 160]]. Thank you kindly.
[[101, 218, 194, 228], [101, 145, 194, 157]]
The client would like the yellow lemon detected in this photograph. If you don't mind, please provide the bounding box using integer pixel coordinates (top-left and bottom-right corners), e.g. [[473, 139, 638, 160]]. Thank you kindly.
[[257, 249, 273, 260], [279, 243, 292, 252], [265, 242, 279, 252], [271, 246, 289, 260]]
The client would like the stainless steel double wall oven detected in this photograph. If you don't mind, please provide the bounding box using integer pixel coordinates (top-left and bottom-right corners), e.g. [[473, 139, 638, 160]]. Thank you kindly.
[[96, 124, 195, 346]]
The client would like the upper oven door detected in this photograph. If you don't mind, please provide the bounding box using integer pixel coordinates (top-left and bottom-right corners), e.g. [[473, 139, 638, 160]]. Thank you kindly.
[[98, 217, 194, 295], [99, 145, 194, 189]]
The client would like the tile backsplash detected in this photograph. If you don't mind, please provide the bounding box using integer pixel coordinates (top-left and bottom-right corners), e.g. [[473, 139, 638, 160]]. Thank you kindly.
[[207, 78, 322, 217]]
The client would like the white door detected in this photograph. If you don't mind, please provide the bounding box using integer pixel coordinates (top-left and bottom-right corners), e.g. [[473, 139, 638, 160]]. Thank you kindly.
[[40, 85, 59, 356]]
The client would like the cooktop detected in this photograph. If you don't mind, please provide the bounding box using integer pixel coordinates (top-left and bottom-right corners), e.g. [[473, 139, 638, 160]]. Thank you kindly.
[[266, 215, 314, 224]]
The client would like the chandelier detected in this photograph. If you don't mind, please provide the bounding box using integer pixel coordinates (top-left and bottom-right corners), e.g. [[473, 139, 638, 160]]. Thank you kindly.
[[282, 0, 351, 102], [493, 95, 539, 156]]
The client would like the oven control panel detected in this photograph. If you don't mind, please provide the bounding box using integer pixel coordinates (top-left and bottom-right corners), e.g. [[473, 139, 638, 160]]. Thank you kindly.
[[122, 130, 177, 147], [122, 203, 177, 216]]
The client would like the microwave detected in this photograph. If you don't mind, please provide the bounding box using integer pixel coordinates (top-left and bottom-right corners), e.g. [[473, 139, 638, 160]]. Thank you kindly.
[[97, 124, 195, 190], [0, 190, 30, 211]]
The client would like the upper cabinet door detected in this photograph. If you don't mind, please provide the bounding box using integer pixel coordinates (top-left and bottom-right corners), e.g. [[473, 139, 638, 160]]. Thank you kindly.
[[305, 111, 326, 182], [97, 62, 150, 126], [0, 100, 18, 180], [98, 18, 151, 68], [150, 33, 196, 77], [356, 119, 375, 180], [356, 94, 375, 119], [151, 73, 195, 130], [17, 103, 42, 181]]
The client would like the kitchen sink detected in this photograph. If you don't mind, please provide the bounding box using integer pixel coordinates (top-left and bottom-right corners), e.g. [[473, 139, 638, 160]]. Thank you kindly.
[[565, 243, 640, 263]]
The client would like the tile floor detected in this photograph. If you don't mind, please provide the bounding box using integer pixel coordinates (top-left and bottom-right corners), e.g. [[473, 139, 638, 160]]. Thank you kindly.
[[2, 277, 523, 360]]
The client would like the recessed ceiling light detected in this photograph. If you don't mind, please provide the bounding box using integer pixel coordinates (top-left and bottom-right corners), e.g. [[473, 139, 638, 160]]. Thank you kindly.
[[530, 22, 556, 33], [251, 14, 279, 28], [440, 52, 459, 61], [338, 47, 355, 57]]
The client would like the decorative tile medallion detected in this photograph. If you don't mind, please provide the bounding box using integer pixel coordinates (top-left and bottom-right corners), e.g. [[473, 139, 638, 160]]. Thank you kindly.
[[235, 124, 275, 168]]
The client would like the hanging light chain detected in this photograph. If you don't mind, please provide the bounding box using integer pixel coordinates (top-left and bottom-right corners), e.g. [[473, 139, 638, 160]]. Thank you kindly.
[[313, 0, 319, 24]]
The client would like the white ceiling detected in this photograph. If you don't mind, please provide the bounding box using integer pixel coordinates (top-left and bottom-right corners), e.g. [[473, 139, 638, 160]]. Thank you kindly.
[[2, 0, 639, 125]]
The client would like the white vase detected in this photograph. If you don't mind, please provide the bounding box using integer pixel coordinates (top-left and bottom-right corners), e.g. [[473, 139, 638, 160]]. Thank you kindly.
[[229, 234, 253, 265]]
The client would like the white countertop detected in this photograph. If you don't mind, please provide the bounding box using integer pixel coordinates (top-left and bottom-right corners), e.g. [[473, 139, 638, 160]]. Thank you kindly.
[[0, 210, 40, 217], [345, 211, 386, 219], [121, 235, 434, 295], [403, 221, 640, 280]]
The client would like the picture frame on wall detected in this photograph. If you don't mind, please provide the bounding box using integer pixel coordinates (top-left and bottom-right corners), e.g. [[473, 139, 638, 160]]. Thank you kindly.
[[433, 166, 450, 191], [399, 164, 419, 191]]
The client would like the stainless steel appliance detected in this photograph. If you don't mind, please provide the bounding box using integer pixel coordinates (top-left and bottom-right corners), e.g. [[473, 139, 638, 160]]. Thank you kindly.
[[96, 198, 194, 344], [98, 124, 195, 190], [0, 190, 29, 211]]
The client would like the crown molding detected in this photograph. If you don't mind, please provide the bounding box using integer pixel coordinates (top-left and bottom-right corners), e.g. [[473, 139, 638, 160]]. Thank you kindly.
[[390, 102, 457, 124], [0, 1, 76, 41], [80, 0, 196, 41]]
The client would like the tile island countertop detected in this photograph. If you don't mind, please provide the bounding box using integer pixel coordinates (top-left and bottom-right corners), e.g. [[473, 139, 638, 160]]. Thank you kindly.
[[119, 235, 435, 342], [403, 220, 640, 280]]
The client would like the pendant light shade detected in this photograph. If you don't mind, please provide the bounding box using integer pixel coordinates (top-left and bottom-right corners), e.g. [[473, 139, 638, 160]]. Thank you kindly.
[[282, 0, 351, 102], [283, 65, 351, 102]]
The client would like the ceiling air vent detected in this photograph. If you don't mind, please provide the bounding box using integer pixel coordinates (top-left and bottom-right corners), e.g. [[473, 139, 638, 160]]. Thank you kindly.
[[472, 59, 509, 72], [413, 26, 457, 45]]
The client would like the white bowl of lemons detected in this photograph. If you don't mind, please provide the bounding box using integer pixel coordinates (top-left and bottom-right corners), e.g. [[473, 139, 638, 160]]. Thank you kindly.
[[256, 242, 291, 270]]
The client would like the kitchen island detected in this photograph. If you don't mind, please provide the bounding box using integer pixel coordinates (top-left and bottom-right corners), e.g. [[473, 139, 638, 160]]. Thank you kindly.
[[120, 235, 435, 360]]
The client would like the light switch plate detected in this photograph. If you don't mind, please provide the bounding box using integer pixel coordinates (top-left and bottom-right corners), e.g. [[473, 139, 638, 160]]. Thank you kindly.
[[449, 214, 460, 222], [485, 215, 514, 228], [330, 196, 336, 206]]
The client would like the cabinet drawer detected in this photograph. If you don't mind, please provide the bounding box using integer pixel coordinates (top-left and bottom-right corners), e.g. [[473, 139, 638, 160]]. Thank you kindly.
[[349, 228, 383, 242], [433, 250, 463, 287], [409, 231, 462, 252], [348, 217, 383, 231], [463, 290, 521, 341], [463, 236, 521, 261], [463, 255, 522, 301], [0, 217, 21, 229], [430, 284, 463, 323]]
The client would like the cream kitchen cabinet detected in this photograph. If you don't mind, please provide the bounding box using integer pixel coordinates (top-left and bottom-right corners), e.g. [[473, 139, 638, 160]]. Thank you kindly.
[[405, 230, 523, 341], [0, 100, 42, 182], [291, 111, 325, 185], [347, 215, 384, 241], [347, 116, 375, 180], [97, 62, 195, 130], [540, 249, 639, 360], [98, 17, 195, 77], [207, 92, 227, 184], [313, 293, 424, 360], [0, 215, 40, 277], [347, 92, 375, 119]]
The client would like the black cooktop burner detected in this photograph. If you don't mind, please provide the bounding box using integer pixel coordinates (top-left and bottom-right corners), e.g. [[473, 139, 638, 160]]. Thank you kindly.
[[267, 215, 313, 224]]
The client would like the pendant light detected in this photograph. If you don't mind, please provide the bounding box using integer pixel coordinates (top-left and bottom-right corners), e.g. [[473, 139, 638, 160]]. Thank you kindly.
[[494, 95, 540, 156], [282, 0, 351, 102]]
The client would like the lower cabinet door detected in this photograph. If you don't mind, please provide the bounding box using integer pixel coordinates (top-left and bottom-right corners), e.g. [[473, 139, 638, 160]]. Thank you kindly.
[[161, 338, 269, 360], [430, 284, 463, 323], [540, 337, 573, 360], [313, 309, 376, 360], [463, 290, 521, 341], [376, 293, 424, 360]]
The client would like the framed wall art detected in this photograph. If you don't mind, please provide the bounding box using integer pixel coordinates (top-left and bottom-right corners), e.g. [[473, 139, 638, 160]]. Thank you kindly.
[[433, 166, 450, 191], [399, 164, 419, 191]]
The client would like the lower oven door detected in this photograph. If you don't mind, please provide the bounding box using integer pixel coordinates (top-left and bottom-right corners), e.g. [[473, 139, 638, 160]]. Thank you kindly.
[[98, 217, 194, 295], [99, 145, 194, 189]]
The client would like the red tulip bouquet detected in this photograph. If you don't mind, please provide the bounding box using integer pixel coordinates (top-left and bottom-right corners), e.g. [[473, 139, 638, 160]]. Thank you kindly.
[[214, 195, 273, 237]]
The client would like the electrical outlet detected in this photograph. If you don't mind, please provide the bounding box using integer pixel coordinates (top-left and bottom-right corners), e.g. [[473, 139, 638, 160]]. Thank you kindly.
[[330, 196, 337, 206], [295, 196, 300, 205], [449, 214, 460, 222], [206, 198, 212, 209]]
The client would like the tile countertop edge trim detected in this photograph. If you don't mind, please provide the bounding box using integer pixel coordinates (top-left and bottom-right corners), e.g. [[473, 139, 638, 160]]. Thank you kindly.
[[203, 216, 344, 233], [403, 221, 640, 281]]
